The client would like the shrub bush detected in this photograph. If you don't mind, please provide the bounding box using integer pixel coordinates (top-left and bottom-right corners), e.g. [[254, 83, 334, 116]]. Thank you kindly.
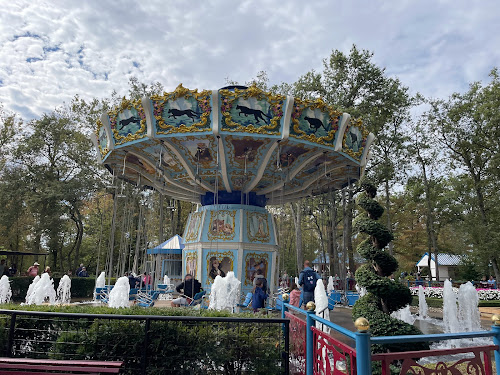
[[352, 180, 429, 364], [0, 305, 284, 375]]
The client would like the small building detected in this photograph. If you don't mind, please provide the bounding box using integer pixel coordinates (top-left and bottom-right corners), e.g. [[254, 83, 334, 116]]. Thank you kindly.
[[147, 235, 184, 286], [312, 254, 330, 275], [416, 252, 463, 281]]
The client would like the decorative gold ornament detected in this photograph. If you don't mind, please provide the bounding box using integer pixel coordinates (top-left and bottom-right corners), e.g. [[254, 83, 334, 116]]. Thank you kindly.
[[282, 293, 289, 302], [492, 314, 500, 325], [354, 317, 370, 332], [306, 301, 316, 311]]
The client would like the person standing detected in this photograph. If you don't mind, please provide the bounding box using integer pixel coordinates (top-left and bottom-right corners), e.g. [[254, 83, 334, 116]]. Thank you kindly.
[[488, 275, 496, 289], [78, 267, 89, 277], [8, 264, 17, 277], [252, 269, 268, 292], [75, 263, 84, 276], [143, 272, 152, 286], [289, 282, 302, 307], [27, 262, 40, 277], [298, 260, 320, 306], [252, 279, 268, 312]]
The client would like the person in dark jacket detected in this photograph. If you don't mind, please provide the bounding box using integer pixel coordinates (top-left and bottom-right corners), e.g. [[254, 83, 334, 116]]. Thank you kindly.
[[77, 267, 89, 277], [172, 274, 202, 307], [252, 279, 267, 312], [298, 260, 320, 306]]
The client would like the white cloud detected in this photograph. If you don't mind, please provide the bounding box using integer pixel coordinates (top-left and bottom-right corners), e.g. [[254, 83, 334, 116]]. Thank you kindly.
[[0, 0, 499, 120]]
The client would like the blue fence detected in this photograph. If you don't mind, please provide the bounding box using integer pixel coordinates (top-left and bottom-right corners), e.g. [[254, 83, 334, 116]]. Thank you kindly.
[[281, 299, 500, 375]]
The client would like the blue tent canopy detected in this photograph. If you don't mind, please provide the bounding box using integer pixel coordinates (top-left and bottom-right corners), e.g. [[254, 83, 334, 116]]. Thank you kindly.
[[147, 235, 184, 255]]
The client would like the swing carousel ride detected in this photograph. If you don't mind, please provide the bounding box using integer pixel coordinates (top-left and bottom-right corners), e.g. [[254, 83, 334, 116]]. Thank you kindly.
[[91, 84, 374, 294]]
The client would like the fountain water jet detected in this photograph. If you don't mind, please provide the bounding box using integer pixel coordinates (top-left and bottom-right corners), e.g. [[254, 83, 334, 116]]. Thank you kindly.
[[163, 275, 171, 285], [442, 279, 460, 333], [314, 279, 330, 333], [25, 273, 56, 305], [209, 272, 241, 311], [327, 276, 334, 294], [457, 282, 481, 332], [418, 285, 428, 319], [25, 275, 40, 304], [0, 275, 12, 303], [56, 275, 71, 304], [108, 276, 130, 308], [391, 305, 416, 325], [94, 272, 105, 301]]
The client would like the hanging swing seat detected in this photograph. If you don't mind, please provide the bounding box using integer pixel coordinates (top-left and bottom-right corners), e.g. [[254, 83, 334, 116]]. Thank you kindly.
[[328, 291, 342, 308], [136, 290, 162, 307], [237, 292, 253, 310], [95, 286, 114, 303]]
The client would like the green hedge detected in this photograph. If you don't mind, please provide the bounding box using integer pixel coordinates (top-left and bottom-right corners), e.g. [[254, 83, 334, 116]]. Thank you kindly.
[[9, 277, 116, 301], [0, 305, 283, 375]]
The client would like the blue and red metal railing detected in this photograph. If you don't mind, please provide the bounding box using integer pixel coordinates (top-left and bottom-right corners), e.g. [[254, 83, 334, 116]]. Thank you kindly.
[[281, 294, 500, 375]]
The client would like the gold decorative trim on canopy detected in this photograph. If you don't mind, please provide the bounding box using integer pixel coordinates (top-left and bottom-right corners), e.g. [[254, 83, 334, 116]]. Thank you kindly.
[[95, 119, 109, 157], [151, 84, 212, 135], [220, 85, 285, 135], [289, 97, 341, 147], [342, 117, 369, 160], [108, 97, 147, 145]]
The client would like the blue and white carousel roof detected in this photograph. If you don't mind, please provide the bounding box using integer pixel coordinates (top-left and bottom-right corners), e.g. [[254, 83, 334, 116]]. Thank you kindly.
[[91, 84, 375, 205]]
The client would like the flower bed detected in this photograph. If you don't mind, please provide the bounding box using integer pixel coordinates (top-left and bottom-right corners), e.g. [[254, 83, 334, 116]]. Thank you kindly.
[[410, 287, 500, 300]]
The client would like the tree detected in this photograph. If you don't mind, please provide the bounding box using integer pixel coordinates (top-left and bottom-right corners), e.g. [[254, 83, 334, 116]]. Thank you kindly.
[[293, 45, 416, 260], [14, 111, 101, 270], [0, 104, 22, 173], [428, 68, 500, 281]]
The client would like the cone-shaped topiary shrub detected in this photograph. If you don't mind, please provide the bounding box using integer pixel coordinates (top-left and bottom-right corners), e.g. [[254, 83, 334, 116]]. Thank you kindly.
[[352, 180, 429, 358]]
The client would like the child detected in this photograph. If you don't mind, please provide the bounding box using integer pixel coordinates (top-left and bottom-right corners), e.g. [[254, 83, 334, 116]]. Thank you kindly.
[[289, 282, 301, 307], [252, 279, 267, 312]]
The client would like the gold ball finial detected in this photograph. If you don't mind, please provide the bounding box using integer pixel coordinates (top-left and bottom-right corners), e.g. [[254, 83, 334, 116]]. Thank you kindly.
[[492, 314, 500, 325], [306, 301, 316, 311], [282, 293, 289, 302], [354, 317, 370, 332]]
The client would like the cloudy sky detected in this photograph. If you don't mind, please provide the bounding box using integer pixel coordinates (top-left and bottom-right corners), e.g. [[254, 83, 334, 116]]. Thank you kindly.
[[0, 0, 499, 120]]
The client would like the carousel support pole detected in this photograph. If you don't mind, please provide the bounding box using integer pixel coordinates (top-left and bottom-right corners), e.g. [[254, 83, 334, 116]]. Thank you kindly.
[[159, 193, 164, 244], [107, 191, 119, 286]]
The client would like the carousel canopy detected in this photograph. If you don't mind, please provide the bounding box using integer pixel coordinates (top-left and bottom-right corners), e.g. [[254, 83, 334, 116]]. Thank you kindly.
[[147, 235, 184, 255], [92, 85, 375, 205]]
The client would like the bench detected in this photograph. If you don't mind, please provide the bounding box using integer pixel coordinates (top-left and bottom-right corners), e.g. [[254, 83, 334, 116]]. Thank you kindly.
[[0, 358, 123, 374]]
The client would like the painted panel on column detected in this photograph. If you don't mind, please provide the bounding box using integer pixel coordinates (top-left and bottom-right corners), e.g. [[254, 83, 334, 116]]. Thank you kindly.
[[242, 250, 274, 292], [242, 209, 276, 245], [246, 211, 271, 243], [184, 249, 199, 279], [184, 211, 204, 243], [202, 249, 238, 288], [205, 210, 238, 241]]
